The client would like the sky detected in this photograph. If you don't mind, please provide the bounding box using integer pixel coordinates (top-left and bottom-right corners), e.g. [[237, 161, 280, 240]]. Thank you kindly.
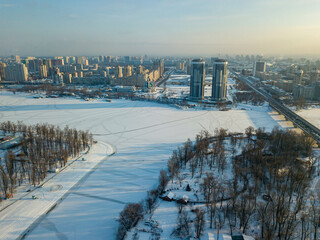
[[0, 0, 320, 57]]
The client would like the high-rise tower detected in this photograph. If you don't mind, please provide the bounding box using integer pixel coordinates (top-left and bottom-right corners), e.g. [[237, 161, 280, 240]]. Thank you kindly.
[[190, 59, 205, 100], [212, 59, 228, 101], [253, 61, 266, 76]]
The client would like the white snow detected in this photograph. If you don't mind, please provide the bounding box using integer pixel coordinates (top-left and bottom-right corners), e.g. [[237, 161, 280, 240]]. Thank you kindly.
[[296, 106, 320, 129], [0, 141, 114, 240], [0, 90, 285, 239]]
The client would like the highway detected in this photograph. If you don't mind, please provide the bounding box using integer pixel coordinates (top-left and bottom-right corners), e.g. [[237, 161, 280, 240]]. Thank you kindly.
[[232, 71, 320, 144]]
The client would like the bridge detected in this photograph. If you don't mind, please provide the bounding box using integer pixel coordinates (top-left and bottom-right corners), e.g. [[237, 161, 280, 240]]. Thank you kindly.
[[232, 71, 320, 144]]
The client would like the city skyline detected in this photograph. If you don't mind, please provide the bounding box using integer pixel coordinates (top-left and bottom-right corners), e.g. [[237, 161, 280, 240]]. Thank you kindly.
[[1, 0, 320, 57]]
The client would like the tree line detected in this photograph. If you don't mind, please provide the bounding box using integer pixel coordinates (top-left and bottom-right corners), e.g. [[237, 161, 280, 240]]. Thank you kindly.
[[9, 84, 105, 99]]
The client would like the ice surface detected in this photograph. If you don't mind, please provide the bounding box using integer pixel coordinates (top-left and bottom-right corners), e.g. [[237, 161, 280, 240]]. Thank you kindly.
[[0, 90, 283, 239]]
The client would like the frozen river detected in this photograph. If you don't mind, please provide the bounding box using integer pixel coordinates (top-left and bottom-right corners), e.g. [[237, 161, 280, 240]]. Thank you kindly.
[[0, 91, 282, 239]]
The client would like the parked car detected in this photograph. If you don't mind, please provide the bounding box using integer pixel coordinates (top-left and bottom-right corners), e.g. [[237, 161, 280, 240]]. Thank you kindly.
[[32, 195, 39, 200]]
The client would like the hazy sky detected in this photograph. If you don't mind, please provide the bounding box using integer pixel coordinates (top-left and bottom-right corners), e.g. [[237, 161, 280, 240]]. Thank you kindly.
[[1, 0, 320, 57]]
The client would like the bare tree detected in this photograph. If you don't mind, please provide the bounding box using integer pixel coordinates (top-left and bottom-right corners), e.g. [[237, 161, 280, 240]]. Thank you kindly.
[[201, 172, 217, 228], [194, 208, 205, 239], [117, 203, 144, 240], [158, 169, 169, 193]]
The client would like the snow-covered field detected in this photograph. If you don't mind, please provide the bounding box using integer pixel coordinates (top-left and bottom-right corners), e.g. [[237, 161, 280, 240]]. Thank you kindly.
[[296, 106, 320, 129], [0, 90, 286, 239]]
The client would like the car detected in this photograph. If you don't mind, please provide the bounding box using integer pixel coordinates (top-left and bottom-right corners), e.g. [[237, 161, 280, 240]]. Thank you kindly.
[[32, 195, 39, 200], [48, 168, 59, 173]]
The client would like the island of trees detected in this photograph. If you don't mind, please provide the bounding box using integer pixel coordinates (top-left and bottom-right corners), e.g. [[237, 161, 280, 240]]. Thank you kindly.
[[117, 126, 320, 240], [0, 121, 93, 199]]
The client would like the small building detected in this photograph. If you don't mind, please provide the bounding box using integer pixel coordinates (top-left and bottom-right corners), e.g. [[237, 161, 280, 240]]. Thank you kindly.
[[177, 195, 189, 205], [162, 192, 175, 201]]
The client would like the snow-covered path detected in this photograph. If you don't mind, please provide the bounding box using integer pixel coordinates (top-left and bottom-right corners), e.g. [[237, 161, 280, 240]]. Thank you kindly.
[[0, 91, 283, 239]]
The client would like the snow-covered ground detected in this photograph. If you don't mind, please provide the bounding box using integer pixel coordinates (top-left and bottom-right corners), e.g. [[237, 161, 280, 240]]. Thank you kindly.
[[0, 90, 287, 239], [126, 136, 257, 240], [296, 106, 320, 129], [0, 140, 114, 240]]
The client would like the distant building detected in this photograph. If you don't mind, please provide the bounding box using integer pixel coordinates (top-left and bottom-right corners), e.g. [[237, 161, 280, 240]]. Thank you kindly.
[[212, 59, 228, 101], [310, 69, 320, 82], [314, 81, 320, 100], [63, 73, 72, 84], [186, 63, 191, 75], [153, 59, 164, 77], [0, 62, 6, 80], [293, 84, 314, 100], [190, 59, 205, 100], [275, 80, 294, 92], [76, 57, 83, 65], [99, 56, 104, 63], [28, 59, 36, 72], [39, 64, 47, 78], [12, 55, 20, 63], [53, 67, 63, 84], [160, 59, 164, 77], [137, 65, 144, 74], [105, 67, 111, 76], [176, 62, 184, 71], [43, 59, 52, 70], [294, 70, 303, 85], [59, 65, 77, 73], [69, 56, 76, 64], [124, 56, 131, 64], [124, 65, 132, 77], [253, 61, 266, 76], [64, 56, 70, 64], [51, 58, 64, 66], [105, 56, 112, 63], [4, 63, 28, 82], [211, 57, 218, 65], [116, 66, 123, 78]]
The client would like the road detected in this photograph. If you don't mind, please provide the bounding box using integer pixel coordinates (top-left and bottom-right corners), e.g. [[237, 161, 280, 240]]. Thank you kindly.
[[155, 69, 175, 87], [232, 71, 320, 144]]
